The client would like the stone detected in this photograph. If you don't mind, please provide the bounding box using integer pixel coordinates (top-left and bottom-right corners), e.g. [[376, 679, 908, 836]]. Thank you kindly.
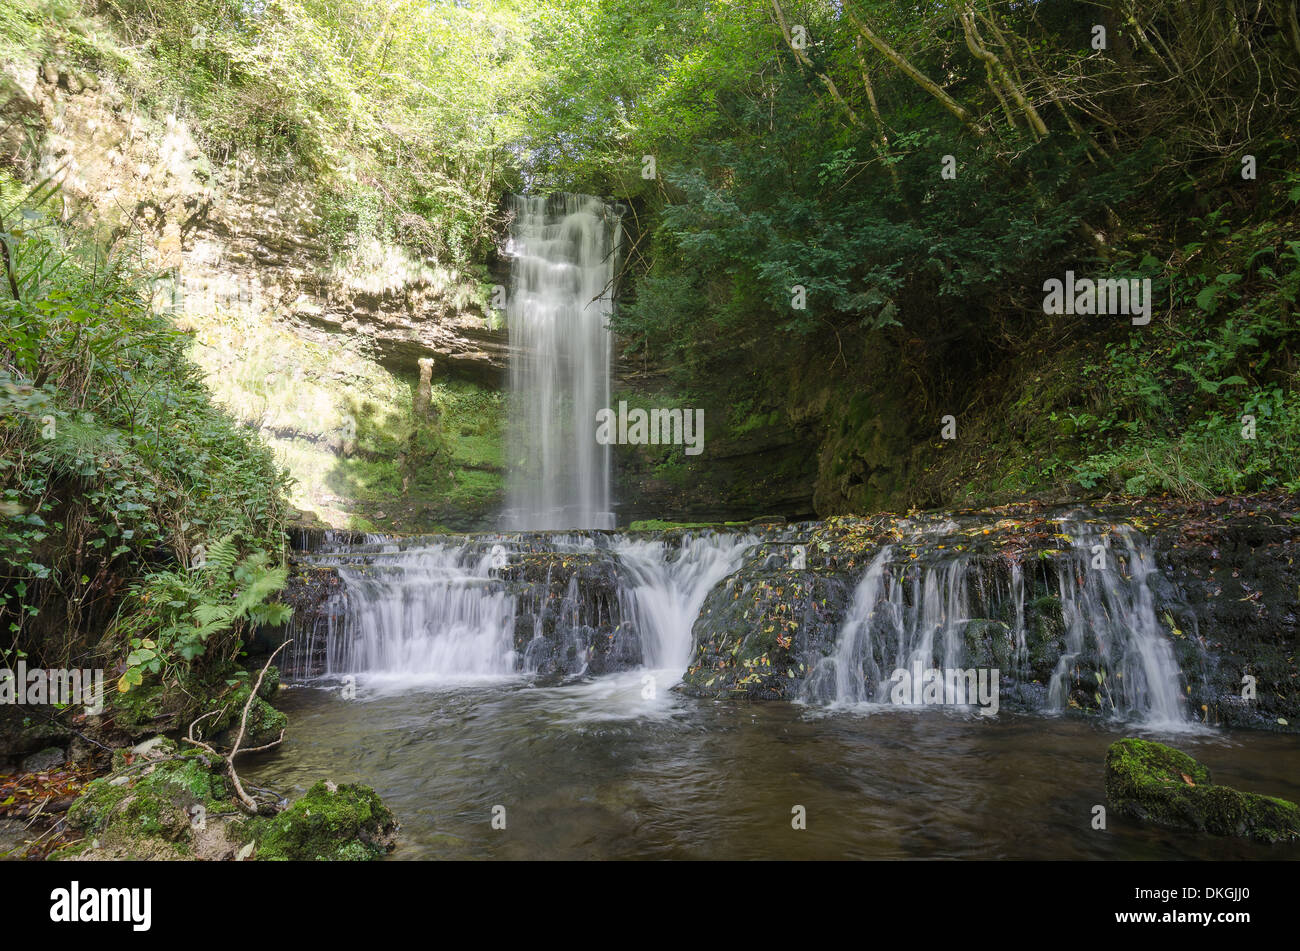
[[21, 746, 66, 773], [1105, 737, 1300, 843]]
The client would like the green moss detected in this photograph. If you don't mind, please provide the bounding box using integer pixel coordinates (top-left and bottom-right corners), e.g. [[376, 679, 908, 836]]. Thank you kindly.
[[963, 619, 1014, 669], [1105, 738, 1300, 843], [629, 519, 714, 531], [65, 776, 131, 835], [252, 781, 397, 861], [64, 750, 231, 851], [208, 690, 288, 748], [108, 663, 285, 743], [1024, 594, 1065, 677], [627, 519, 750, 531], [109, 683, 173, 735]]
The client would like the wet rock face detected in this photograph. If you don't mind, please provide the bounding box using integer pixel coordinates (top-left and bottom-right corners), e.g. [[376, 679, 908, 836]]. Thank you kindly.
[[275, 565, 345, 678], [1141, 497, 1300, 731], [1105, 737, 1300, 842], [500, 551, 636, 678], [281, 497, 1299, 730], [682, 565, 852, 700], [675, 499, 1299, 729]]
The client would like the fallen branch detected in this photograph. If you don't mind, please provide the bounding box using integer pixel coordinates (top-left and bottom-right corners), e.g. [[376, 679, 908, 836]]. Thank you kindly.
[[179, 640, 291, 814]]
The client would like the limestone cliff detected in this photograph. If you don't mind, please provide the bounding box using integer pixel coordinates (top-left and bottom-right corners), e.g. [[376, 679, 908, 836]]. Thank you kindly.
[[1, 50, 507, 531]]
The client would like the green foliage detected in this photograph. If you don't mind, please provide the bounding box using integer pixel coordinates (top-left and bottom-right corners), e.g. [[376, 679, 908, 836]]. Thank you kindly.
[[521, 0, 1300, 509], [0, 173, 290, 669], [108, 533, 291, 693], [1060, 213, 1300, 498], [4, 0, 548, 270]]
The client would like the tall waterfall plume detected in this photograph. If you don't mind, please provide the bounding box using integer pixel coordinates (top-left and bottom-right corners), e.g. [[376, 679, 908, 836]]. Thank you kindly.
[[503, 194, 622, 530]]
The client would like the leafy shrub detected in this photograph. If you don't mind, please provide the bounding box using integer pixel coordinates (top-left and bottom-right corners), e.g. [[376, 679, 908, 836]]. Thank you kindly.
[[0, 175, 291, 672], [108, 534, 290, 692]]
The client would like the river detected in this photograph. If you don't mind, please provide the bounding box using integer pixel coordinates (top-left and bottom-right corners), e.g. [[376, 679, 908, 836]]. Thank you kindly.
[[246, 674, 1300, 860]]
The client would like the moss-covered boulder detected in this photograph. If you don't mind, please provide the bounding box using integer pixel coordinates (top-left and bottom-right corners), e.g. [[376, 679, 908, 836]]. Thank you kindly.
[[682, 567, 852, 700], [1105, 737, 1300, 843], [251, 781, 397, 861], [60, 747, 248, 860], [59, 747, 400, 861], [208, 685, 289, 750]]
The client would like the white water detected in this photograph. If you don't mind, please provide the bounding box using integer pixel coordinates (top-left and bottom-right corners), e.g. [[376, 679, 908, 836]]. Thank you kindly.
[[305, 542, 517, 684], [805, 519, 1189, 725], [1048, 522, 1186, 727], [613, 533, 756, 672], [289, 517, 1191, 726], [503, 194, 622, 531], [289, 532, 755, 693]]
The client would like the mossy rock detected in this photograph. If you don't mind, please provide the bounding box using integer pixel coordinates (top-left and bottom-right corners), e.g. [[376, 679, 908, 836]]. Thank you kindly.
[[211, 693, 288, 749], [1023, 594, 1065, 679], [109, 682, 184, 737], [251, 781, 397, 861], [62, 750, 244, 859], [1105, 738, 1300, 843], [108, 663, 285, 743], [190, 671, 287, 749], [682, 567, 852, 700], [962, 619, 1015, 669]]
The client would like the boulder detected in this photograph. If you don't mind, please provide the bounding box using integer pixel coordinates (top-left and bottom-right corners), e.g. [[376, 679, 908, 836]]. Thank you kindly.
[[250, 781, 397, 861], [1105, 737, 1300, 843], [21, 746, 67, 773]]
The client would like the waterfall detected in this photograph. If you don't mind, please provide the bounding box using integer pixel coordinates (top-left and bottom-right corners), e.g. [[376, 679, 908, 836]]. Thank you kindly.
[[503, 193, 622, 531], [803, 518, 1190, 724], [286, 538, 518, 683], [285, 515, 1195, 724], [613, 533, 756, 671], [1047, 521, 1186, 725], [286, 531, 755, 686]]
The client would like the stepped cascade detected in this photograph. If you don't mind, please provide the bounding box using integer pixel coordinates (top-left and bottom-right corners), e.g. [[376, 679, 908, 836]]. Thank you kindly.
[[800, 519, 1188, 725], [286, 513, 1202, 727], [284, 530, 755, 685]]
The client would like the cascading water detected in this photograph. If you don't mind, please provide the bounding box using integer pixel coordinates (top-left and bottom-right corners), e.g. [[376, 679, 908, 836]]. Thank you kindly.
[[285, 538, 517, 682], [613, 533, 756, 671], [1048, 521, 1186, 725], [801, 517, 1191, 725], [286, 531, 755, 688], [503, 193, 622, 531]]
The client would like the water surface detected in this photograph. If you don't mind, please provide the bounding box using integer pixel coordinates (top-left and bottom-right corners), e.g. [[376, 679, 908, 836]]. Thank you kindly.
[[246, 674, 1300, 860]]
